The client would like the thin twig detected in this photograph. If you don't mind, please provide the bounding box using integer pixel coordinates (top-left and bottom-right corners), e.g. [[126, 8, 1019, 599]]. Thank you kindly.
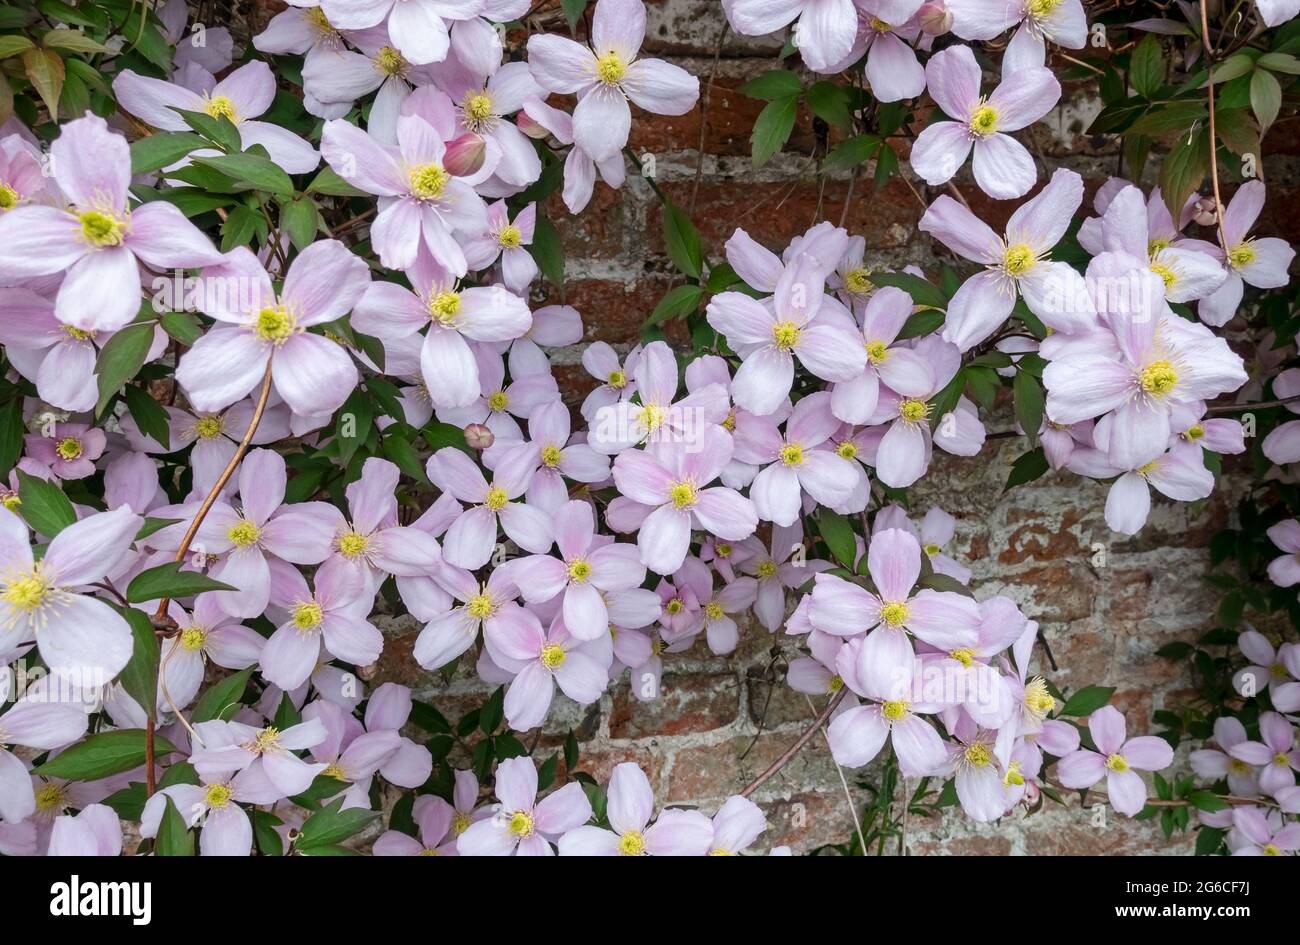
[[1199, 0, 1231, 250], [739, 689, 847, 798], [803, 693, 865, 853]]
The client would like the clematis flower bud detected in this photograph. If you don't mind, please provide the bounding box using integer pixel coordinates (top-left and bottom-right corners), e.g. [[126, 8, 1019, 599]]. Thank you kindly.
[[918, 1, 952, 35], [516, 110, 551, 140], [443, 132, 487, 177], [464, 423, 494, 449], [1193, 196, 1219, 227]]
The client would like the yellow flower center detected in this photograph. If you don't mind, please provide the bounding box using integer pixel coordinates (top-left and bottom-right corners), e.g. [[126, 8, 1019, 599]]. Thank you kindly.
[[969, 104, 999, 136], [204, 95, 237, 122], [595, 51, 627, 85], [540, 643, 567, 669], [879, 600, 909, 627], [409, 162, 450, 200], [293, 602, 324, 630], [79, 209, 126, 247], [704, 601, 724, 620], [484, 486, 508, 511], [1139, 359, 1178, 397], [467, 594, 494, 619], [0, 182, 18, 210], [487, 390, 509, 412], [637, 401, 666, 432], [881, 700, 908, 722], [949, 647, 975, 668], [1003, 761, 1025, 786], [865, 340, 888, 365], [836, 441, 858, 460], [541, 444, 563, 468], [870, 16, 892, 32], [228, 519, 260, 547], [254, 305, 296, 344], [204, 783, 233, 809], [35, 783, 66, 811], [376, 45, 406, 76], [3, 574, 50, 613], [1105, 753, 1129, 772], [464, 91, 494, 123], [498, 224, 522, 248], [665, 598, 683, 615], [618, 830, 646, 855], [249, 726, 280, 754], [179, 626, 207, 651], [1185, 423, 1205, 441], [1275, 752, 1291, 767], [55, 437, 83, 461], [828, 675, 844, 692], [1227, 242, 1256, 270], [1023, 676, 1055, 720], [924, 542, 942, 556], [1, 492, 20, 511], [1028, 0, 1063, 15], [772, 320, 801, 352], [337, 530, 370, 559], [1147, 237, 1170, 256], [63, 325, 95, 341], [899, 398, 929, 423], [845, 268, 874, 295], [428, 290, 461, 325], [964, 742, 992, 767], [508, 811, 534, 837], [1003, 243, 1037, 277], [668, 480, 697, 509], [1149, 261, 1177, 291], [715, 543, 732, 557], [780, 443, 804, 466], [607, 369, 627, 389], [1263, 843, 1281, 856], [1136, 459, 1160, 476], [756, 559, 777, 579], [567, 558, 592, 583], [194, 415, 224, 439], [452, 811, 471, 835], [305, 6, 336, 34], [323, 762, 348, 781]]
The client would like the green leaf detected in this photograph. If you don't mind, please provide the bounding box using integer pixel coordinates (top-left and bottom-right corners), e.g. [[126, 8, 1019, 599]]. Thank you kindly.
[[42, 29, 112, 55], [21, 47, 63, 118], [646, 283, 702, 326], [738, 70, 802, 101], [869, 271, 948, 310], [0, 36, 35, 58], [1250, 68, 1282, 134], [297, 797, 378, 850], [751, 96, 798, 168], [118, 607, 160, 722], [561, 0, 589, 30], [177, 108, 241, 152], [16, 470, 77, 537], [1159, 128, 1209, 220], [1257, 52, 1300, 74], [896, 308, 945, 341], [1130, 34, 1165, 98], [1187, 790, 1228, 813], [821, 133, 881, 172], [423, 421, 471, 454], [159, 310, 203, 345], [1211, 53, 1256, 85], [253, 810, 285, 855], [381, 433, 429, 484], [193, 152, 295, 196], [136, 517, 181, 541], [805, 80, 852, 129], [1213, 106, 1260, 158], [0, 399, 22, 477], [35, 729, 179, 780], [334, 387, 373, 468], [123, 385, 170, 450], [528, 214, 564, 286], [1005, 448, 1049, 492], [95, 322, 156, 417], [1058, 685, 1116, 717], [191, 667, 253, 724], [1013, 370, 1045, 448], [1194, 826, 1226, 856], [817, 509, 857, 568], [155, 796, 195, 856], [662, 199, 703, 279], [305, 165, 367, 197], [280, 196, 318, 250], [126, 561, 236, 604], [480, 686, 505, 734], [928, 370, 965, 431]]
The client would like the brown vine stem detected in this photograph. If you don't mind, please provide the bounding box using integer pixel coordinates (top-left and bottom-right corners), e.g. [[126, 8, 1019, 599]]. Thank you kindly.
[[689, 23, 728, 216], [1199, 0, 1231, 251], [1207, 392, 1300, 413], [739, 688, 847, 798], [144, 359, 273, 797]]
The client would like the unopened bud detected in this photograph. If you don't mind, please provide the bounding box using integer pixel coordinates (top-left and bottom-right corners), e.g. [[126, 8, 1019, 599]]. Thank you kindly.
[[464, 423, 494, 449], [443, 132, 486, 177], [516, 111, 550, 140], [1192, 196, 1218, 228], [918, 1, 952, 35]]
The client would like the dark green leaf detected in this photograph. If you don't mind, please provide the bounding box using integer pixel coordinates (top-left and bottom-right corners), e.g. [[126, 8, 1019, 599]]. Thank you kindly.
[[35, 729, 179, 780], [16, 470, 77, 537], [126, 561, 236, 604], [96, 322, 156, 417]]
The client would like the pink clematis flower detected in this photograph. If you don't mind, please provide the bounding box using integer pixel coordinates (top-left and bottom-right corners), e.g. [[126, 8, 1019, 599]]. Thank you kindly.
[[611, 426, 759, 575], [1066, 441, 1215, 536], [1231, 627, 1300, 709], [374, 795, 462, 855], [919, 168, 1097, 351], [1190, 717, 1262, 798], [158, 594, 265, 712], [508, 500, 646, 641], [910, 44, 1060, 199], [351, 250, 532, 409], [195, 448, 343, 618], [830, 285, 935, 424], [491, 400, 610, 514], [945, 0, 1087, 73], [0, 505, 141, 681], [412, 563, 529, 669], [46, 805, 122, 857], [426, 447, 554, 568], [326, 457, 443, 585], [722, 0, 876, 74], [0, 698, 90, 822], [113, 60, 319, 173], [190, 717, 330, 798], [1228, 712, 1299, 795], [1056, 705, 1173, 815], [458, 756, 593, 855], [705, 795, 767, 855], [485, 608, 610, 731], [319, 0, 483, 65], [706, 255, 867, 415], [558, 761, 714, 855], [23, 423, 106, 481], [175, 240, 371, 416], [140, 767, 268, 856], [526, 0, 698, 162], [1229, 807, 1300, 856], [1198, 182, 1296, 326], [464, 201, 540, 293], [260, 557, 383, 691], [321, 113, 489, 272], [0, 115, 223, 332]]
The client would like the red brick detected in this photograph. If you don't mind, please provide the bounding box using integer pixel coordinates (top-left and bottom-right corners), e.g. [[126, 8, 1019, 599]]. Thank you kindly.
[[608, 672, 739, 737]]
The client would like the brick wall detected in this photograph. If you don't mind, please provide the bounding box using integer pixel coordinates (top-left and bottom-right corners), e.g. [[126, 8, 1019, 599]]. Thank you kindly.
[[243, 0, 1287, 853]]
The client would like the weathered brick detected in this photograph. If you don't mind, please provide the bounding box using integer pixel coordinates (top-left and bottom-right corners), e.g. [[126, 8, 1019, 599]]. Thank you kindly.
[[608, 672, 740, 737]]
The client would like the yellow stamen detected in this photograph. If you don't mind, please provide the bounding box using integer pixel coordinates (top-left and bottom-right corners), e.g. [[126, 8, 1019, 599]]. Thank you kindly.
[[293, 602, 324, 630], [949, 647, 975, 668], [487, 390, 509, 412], [498, 224, 522, 248], [844, 268, 874, 295], [466, 594, 494, 619], [865, 340, 889, 365], [836, 441, 858, 460], [898, 398, 929, 423], [375, 45, 406, 76], [567, 558, 592, 582], [618, 830, 646, 855], [779, 443, 804, 466], [540, 643, 566, 669], [509, 811, 534, 836], [408, 162, 450, 200], [668, 480, 697, 509], [964, 742, 992, 767], [881, 700, 907, 722], [484, 486, 508, 511], [1003, 243, 1037, 277], [1139, 359, 1178, 397], [772, 320, 801, 352], [204, 95, 237, 122], [194, 415, 224, 439], [428, 290, 461, 325], [756, 560, 777, 579], [704, 600, 724, 620], [254, 305, 296, 344], [204, 783, 233, 808], [969, 104, 999, 136], [607, 369, 627, 389], [3, 574, 50, 613], [179, 627, 207, 651], [541, 444, 563, 467], [55, 437, 83, 461], [595, 51, 627, 85], [79, 210, 126, 247], [228, 520, 260, 547], [1227, 243, 1256, 270], [337, 530, 370, 559], [1105, 753, 1129, 772], [879, 600, 909, 627]]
